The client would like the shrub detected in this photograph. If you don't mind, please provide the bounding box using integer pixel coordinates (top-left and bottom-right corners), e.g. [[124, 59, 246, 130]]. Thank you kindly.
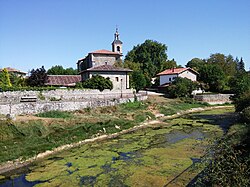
[[36, 110, 73, 118], [241, 106, 250, 123], [79, 75, 113, 91], [167, 77, 199, 98], [234, 90, 250, 112]]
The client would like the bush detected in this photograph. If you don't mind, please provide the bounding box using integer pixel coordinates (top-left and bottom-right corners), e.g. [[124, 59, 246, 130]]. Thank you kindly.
[[200, 133, 250, 186], [167, 77, 199, 98], [234, 90, 250, 112], [241, 106, 250, 123], [36, 111, 73, 118], [78, 75, 113, 91]]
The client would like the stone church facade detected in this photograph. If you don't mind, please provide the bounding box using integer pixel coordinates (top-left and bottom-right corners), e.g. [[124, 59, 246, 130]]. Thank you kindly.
[[77, 29, 132, 90]]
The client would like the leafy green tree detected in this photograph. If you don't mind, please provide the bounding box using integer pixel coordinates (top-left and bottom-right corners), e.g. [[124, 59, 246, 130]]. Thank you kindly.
[[47, 65, 77, 75], [161, 59, 178, 71], [27, 66, 47, 87], [207, 53, 237, 77], [131, 70, 147, 93], [81, 75, 113, 91], [237, 57, 245, 72], [229, 71, 250, 112], [186, 58, 205, 71], [0, 68, 12, 87], [125, 40, 168, 85], [167, 77, 198, 98], [199, 64, 226, 92], [9, 73, 26, 87]]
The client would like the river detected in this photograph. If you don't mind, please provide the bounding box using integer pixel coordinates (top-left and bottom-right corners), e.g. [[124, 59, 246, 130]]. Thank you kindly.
[[0, 107, 236, 187]]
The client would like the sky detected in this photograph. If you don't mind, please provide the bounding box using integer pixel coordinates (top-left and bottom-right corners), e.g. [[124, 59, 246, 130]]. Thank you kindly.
[[0, 0, 250, 73]]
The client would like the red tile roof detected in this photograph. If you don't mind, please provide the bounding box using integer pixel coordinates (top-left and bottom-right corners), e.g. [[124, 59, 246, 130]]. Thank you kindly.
[[85, 65, 132, 72], [157, 67, 198, 76], [90, 49, 122, 55], [45, 75, 81, 87], [0, 67, 27, 74]]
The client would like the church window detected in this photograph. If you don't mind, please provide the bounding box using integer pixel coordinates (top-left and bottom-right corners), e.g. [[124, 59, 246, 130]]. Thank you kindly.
[[116, 77, 119, 82], [117, 46, 120, 52], [169, 78, 171, 81]]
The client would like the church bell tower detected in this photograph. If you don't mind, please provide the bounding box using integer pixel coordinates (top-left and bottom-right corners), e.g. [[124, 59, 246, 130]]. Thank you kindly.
[[112, 27, 123, 54]]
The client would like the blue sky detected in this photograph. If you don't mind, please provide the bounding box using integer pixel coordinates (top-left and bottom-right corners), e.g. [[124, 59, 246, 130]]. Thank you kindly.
[[0, 0, 249, 73]]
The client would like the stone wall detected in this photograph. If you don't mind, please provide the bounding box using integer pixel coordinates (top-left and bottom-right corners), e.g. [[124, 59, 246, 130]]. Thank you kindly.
[[0, 89, 147, 116], [0, 89, 134, 104], [194, 94, 233, 105]]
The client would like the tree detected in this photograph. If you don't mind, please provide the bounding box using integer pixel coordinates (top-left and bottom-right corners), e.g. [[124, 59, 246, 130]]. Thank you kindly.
[[199, 64, 226, 92], [186, 58, 205, 71], [27, 66, 47, 87], [161, 59, 178, 71], [9, 73, 26, 87], [125, 40, 168, 85], [47, 65, 77, 75], [0, 68, 12, 87], [207, 53, 237, 77], [237, 57, 245, 72], [80, 75, 113, 91], [131, 70, 147, 93], [167, 77, 198, 98]]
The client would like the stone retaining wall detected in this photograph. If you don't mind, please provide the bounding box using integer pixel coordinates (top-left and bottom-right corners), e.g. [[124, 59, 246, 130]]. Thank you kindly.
[[194, 94, 233, 104], [0, 89, 147, 116], [0, 89, 134, 103]]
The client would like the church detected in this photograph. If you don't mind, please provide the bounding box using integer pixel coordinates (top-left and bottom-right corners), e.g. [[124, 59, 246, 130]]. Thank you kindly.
[[77, 29, 132, 90]]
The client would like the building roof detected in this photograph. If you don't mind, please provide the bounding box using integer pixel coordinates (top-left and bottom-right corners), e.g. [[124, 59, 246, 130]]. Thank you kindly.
[[81, 65, 132, 73], [112, 39, 123, 44], [157, 67, 198, 76], [0, 67, 27, 75], [90, 49, 122, 55], [45, 75, 81, 87]]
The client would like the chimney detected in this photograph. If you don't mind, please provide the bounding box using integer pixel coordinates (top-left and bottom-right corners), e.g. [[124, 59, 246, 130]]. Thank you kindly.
[[172, 67, 174, 72]]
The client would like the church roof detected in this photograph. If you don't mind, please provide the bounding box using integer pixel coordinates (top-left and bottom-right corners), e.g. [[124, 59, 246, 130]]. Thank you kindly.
[[90, 49, 122, 55], [82, 65, 132, 72], [112, 39, 123, 44]]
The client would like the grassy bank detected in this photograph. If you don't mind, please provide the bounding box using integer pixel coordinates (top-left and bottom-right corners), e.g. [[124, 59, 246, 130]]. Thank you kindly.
[[0, 96, 217, 164]]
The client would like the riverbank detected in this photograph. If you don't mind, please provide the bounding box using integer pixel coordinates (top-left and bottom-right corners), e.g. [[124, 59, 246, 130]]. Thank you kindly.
[[0, 96, 233, 175], [0, 106, 236, 186]]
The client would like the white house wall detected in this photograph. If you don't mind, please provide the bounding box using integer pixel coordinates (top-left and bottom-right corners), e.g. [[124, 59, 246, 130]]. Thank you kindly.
[[179, 70, 197, 81], [159, 74, 177, 85], [90, 72, 129, 90]]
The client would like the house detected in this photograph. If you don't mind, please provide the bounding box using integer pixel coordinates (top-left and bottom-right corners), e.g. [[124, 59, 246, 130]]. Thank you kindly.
[[77, 29, 132, 90], [0, 67, 27, 77], [45, 75, 81, 87], [157, 67, 198, 86]]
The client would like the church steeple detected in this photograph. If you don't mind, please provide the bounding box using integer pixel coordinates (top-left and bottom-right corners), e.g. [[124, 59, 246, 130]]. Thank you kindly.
[[112, 27, 123, 54]]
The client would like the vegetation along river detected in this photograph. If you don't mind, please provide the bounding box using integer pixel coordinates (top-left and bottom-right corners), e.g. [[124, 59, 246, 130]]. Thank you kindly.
[[0, 107, 236, 187]]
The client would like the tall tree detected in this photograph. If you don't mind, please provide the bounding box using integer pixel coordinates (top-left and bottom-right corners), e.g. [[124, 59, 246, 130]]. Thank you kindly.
[[47, 65, 77, 75], [237, 57, 245, 72], [161, 58, 178, 71], [125, 40, 168, 85], [199, 64, 226, 92], [27, 66, 47, 87], [186, 58, 205, 71], [0, 68, 12, 87]]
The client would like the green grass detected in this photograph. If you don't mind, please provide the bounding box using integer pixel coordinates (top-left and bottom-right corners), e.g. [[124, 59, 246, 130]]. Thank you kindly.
[[35, 110, 74, 118], [0, 96, 228, 164], [159, 101, 209, 116]]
